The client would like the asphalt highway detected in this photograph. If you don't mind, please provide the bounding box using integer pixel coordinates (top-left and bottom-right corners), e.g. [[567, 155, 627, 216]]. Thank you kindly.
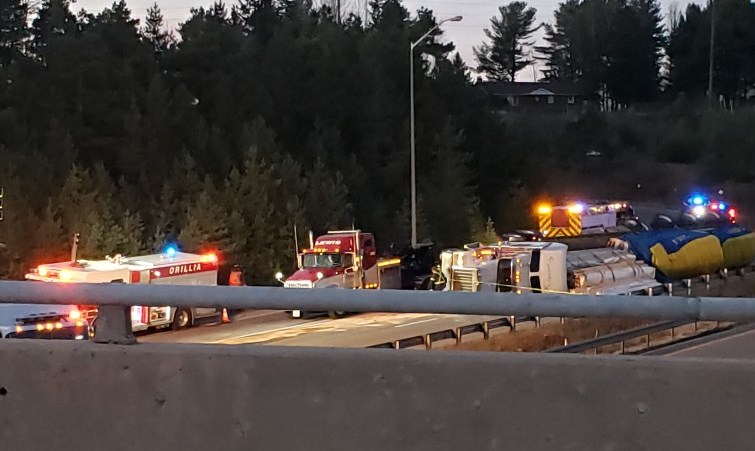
[[140, 310, 501, 347], [139, 271, 755, 348]]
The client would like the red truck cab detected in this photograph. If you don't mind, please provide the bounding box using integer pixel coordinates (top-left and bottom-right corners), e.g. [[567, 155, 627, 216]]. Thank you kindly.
[[281, 230, 401, 317]]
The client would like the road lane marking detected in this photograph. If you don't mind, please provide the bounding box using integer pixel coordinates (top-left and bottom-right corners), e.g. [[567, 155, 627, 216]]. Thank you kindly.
[[210, 319, 331, 343], [665, 327, 755, 356], [395, 318, 437, 328]]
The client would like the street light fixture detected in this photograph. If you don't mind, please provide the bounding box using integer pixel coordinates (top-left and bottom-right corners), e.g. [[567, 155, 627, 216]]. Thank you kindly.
[[409, 15, 462, 248]]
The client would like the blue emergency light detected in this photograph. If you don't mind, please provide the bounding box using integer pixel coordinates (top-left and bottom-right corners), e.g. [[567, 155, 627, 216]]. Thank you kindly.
[[165, 246, 177, 257]]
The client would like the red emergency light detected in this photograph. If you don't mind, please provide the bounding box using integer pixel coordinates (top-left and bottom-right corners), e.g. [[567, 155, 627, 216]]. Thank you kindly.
[[202, 253, 218, 264]]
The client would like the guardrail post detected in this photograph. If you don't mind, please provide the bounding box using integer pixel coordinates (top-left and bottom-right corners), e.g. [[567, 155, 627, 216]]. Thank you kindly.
[[620, 340, 625, 354], [560, 317, 565, 325], [423, 334, 432, 350], [393, 340, 401, 350], [671, 326, 676, 340], [482, 322, 490, 340], [593, 329, 599, 355], [94, 305, 136, 345], [666, 283, 673, 295], [535, 316, 541, 328], [454, 327, 462, 345], [704, 274, 711, 287], [509, 315, 516, 332], [721, 268, 728, 280], [646, 333, 651, 349]]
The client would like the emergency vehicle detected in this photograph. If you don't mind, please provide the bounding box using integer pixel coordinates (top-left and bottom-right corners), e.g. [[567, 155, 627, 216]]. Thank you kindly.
[[437, 241, 661, 296], [25, 248, 224, 332], [0, 304, 90, 340], [536, 201, 633, 238], [278, 229, 401, 318], [683, 193, 737, 223]]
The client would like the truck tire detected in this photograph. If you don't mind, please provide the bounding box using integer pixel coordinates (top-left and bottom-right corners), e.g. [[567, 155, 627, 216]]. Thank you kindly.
[[416, 276, 432, 291], [172, 308, 192, 330], [328, 311, 346, 319], [90, 316, 98, 340]]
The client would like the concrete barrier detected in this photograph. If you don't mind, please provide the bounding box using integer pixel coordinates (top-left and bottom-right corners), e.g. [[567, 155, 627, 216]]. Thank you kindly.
[[1, 341, 754, 451]]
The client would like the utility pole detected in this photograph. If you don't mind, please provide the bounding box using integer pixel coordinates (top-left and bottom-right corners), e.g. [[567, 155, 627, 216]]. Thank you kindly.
[[409, 16, 463, 248], [707, 0, 715, 110], [336, 0, 341, 24]]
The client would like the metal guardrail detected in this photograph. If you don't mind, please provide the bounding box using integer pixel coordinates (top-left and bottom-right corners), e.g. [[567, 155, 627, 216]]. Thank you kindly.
[[5, 280, 755, 320], [544, 319, 736, 354], [2, 271, 755, 345], [363, 269, 755, 350], [369, 316, 522, 349], [545, 320, 690, 354]]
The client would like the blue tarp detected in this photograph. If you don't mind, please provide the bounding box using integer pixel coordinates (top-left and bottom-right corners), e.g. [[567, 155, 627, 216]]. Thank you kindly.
[[622, 229, 711, 264], [711, 225, 752, 243], [622, 229, 724, 282]]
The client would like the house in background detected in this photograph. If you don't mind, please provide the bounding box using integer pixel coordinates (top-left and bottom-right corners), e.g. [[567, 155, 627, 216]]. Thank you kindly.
[[479, 81, 597, 114]]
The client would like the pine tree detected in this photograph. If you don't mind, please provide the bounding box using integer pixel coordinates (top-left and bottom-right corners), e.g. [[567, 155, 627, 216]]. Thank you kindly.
[[537, 0, 580, 81], [178, 177, 231, 252], [141, 3, 175, 54], [474, 2, 540, 81], [304, 158, 352, 231], [0, 0, 30, 66]]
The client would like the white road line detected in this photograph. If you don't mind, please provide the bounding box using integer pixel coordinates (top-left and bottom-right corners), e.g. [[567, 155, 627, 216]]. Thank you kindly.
[[395, 318, 437, 328], [210, 319, 331, 343], [665, 327, 755, 356], [235, 311, 285, 321]]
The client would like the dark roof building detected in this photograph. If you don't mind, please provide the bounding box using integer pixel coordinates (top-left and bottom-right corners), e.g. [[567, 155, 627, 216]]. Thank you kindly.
[[479, 81, 597, 114]]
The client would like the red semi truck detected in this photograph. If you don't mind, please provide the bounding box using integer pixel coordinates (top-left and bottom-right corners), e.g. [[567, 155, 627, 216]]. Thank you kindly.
[[279, 229, 401, 318]]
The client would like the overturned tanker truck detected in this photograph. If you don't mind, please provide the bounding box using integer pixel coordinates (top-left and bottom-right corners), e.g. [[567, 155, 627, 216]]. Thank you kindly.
[[434, 224, 755, 296]]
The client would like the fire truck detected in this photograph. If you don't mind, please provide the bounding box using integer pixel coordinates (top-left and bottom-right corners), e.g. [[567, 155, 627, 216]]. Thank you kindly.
[[437, 241, 661, 296], [278, 229, 402, 318], [536, 201, 635, 238], [25, 248, 224, 332]]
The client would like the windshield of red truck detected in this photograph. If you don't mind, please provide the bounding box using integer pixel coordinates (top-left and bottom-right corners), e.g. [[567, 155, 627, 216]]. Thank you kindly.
[[302, 253, 344, 268]]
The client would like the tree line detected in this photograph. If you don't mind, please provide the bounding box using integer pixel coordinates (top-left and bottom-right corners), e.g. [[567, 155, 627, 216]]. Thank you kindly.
[[0, 0, 752, 282], [0, 0, 509, 282], [475, 0, 755, 107]]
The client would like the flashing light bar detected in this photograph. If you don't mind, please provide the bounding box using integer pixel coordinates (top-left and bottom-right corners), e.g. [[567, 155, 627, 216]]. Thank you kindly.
[[567, 203, 585, 214], [201, 253, 218, 264], [536, 204, 552, 215]]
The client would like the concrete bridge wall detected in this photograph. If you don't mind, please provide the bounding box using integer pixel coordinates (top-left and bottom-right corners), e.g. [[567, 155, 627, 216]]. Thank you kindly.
[[0, 341, 752, 451]]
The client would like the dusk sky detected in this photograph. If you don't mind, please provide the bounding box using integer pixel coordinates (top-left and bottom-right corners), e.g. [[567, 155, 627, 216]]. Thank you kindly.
[[76, 0, 700, 80]]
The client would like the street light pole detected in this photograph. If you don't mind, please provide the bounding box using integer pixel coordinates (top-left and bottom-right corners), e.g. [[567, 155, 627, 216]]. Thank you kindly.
[[409, 15, 462, 248], [707, 0, 715, 110]]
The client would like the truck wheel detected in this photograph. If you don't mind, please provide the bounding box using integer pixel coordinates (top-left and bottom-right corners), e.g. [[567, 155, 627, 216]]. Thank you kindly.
[[90, 317, 98, 340], [172, 308, 192, 330], [328, 311, 346, 319], [417, 277, 432, 291]]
